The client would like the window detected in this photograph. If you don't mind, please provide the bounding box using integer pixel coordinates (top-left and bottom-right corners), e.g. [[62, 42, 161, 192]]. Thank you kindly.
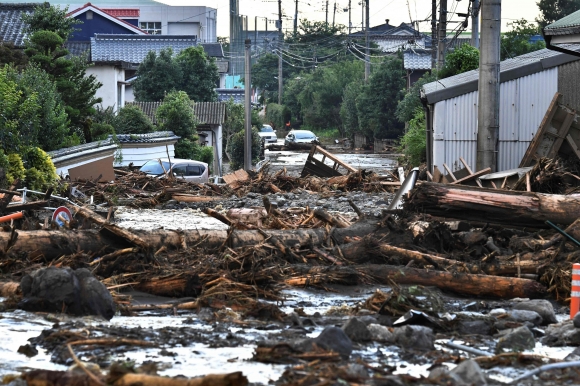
[[172, 165, 187, 177], [140, 22, 162, 34], [186, 165, 205, 176]]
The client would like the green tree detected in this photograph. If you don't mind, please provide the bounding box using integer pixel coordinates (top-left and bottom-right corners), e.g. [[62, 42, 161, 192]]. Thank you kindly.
[[356, 55, 406, 139], [21, 3, 81, 40], [222, 98, 244, 162], [536, 0, 580, 28], [398, 108, 426, 166], [501, 19, 546, 60], [396, 72, 436, 124], [115, 105, 155, 134], [176, 46, 219, 102], [252, 53, 282, 102], [340, 81, 363, 137], [226, 128, 261, 170], [0, 39, 28, 69], [439, 44, 479, 79], [134, 48, 182, 102]]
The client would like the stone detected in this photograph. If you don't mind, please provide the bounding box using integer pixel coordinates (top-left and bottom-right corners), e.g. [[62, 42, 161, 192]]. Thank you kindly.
[[574, 312, 580, 328], [276, 197, 287, 207], [368, 324, 394, 343], [358, 315, 378, 325], [542, 321, 580, 346], [496, 326, 535, 353], [345, 363, 369, 379], [502, 310, 543, 326], [342, 317, 371, 342], [17, 344, 38, 357], [392, 325, 434, 351], [565, 347, 580, 361], [428, 367, 462, 385], [457, 320, 493, 336], [312, 326, 353, 359], [18, 267, 115, 320], [512, 299, 557, 325], [450, 359, 487, 385]]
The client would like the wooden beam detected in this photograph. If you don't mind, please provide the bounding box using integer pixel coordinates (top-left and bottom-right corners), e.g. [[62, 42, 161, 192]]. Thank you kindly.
[[459, 157, 482, 187], [450, 167, 491, 185], [566, 134, 580, 161], [443, 163, 457, 182], [546, 109, 576, 159], [311, 146, 358, 173]]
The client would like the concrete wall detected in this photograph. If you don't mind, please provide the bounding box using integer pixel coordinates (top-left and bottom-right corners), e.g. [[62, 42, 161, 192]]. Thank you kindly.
[[87, 65, 125, 112]]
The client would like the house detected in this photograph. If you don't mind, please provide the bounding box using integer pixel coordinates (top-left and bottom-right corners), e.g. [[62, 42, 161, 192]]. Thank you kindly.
[[48, 139, 118, 181], [0, 0, 217, 41], [543, 9, 580, 57], [403, 49, 431, 89], [88, 34, 225, 112], [113, 131, 180, 167], [126, 101, 226, 176], [421, 45, 580, 174], [66, 3, 147, 41]]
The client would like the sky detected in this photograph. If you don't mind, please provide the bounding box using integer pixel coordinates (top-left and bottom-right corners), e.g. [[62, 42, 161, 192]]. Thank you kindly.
[[156, 0, 542, 39]]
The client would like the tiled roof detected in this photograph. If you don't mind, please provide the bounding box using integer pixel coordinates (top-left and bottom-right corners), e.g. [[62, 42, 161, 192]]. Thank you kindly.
[[48, 138, 117, 163], [404, 50, 432, 70], [216, 88, 244, 104], [114, 131, 180, 143], [91, 34, 199, 64], [423, 44, 580, 104], [65, 41, 90, 56], [373, 36, 427, 53], [215, 60, 228, 73], [126, 101, 226, 125], [200, 42, 224, 58], [102, 8, 139, 17], [545, 9, 580, 34], [0, 3, 40, 47]]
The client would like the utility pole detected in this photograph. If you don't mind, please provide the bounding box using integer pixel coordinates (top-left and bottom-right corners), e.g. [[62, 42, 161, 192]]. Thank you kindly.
[[348, 0, 352, 36], [437, 0, 447, 70], [325, 0, 329, 24], [244, 39, 252, 171], [294, 0, 298, 35], [278, 0, 283, 104], [477, 0, 501, 172], [333, 1, 336, 27], [431, 0, 437, 68], [364, 0, 370, 80], [471, 0, 480, 49], [254, 16, 258, 57]]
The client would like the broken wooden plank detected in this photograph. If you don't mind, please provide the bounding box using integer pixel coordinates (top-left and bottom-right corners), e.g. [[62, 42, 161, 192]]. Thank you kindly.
[[449, 167, 491, 185], [443, 163, 457, 182], [459, 157, 482, 187]]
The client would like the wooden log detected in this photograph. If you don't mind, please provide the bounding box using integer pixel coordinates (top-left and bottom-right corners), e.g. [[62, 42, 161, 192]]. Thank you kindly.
[[113, 372, 248, 386], [172, 194, 222, 203], [0, 281, 20, 298], [405, 182, 580, 227], [313, 208, 349, 228], [73, 206, 152, 252]]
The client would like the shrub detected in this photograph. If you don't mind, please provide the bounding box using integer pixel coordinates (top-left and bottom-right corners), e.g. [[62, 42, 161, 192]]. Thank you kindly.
[[91, 122, 115, 141], [22, 147, 58, 190], [115, 105, 155, 134], [266, 103, 291, 130], [398, 109, 426, 166], [226, 128, 261, 170], [6, 154, 26, 185]]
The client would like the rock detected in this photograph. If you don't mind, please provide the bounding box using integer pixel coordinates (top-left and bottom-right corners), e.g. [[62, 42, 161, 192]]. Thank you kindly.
[[276, 197, 287, 207], [312, 326, 353, 358], [17, 344, 38, 357], [494, 310, 543, 326], [513, 299, 557, 325], [574, 312, 580, 328], [392, 325, 434, 351], [345, 363, 369, 379], [496, 326, 535, 353], [358, 315, 378, 325], [542, 321, 580, 346], [565, 347, 580, 361], [18, 267, 115, 320], [450, 359, 487, 385], [342, 317, 371, 342], [368, 324, 394, 343], [428, 367, 462, 385], [457, 320, 493, 336]]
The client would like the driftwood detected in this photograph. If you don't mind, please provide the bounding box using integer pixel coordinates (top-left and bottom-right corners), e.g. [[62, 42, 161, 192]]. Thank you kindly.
[[405, 182, 580, 227], [112, 372, 248, 386]]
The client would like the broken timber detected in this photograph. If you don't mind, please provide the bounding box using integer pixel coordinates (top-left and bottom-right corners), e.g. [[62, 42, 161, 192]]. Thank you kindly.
[[405, 182, 580, 227], [301, 145, 358, 178]]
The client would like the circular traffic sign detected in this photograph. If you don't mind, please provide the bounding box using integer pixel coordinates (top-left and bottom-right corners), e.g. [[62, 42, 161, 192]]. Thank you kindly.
[[52, 206, 72, 228]]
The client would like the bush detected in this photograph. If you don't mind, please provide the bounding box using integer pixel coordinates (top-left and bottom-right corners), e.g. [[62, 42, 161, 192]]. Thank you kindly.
[[115, 105, 155, 134], [174, 136, 214, 172], [226, 128, 262, 170], [22, 147, 58, 190], [91, 122, 115, 141], [266, 103, 291, 130], [398, 109, 426, 166], [6, 153, 26, 185]]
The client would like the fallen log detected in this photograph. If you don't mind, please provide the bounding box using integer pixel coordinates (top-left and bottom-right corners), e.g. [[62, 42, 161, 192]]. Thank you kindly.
[[405, 182, 580, 227], [292, 264, 547, 299], [112, 372, 248, 386]]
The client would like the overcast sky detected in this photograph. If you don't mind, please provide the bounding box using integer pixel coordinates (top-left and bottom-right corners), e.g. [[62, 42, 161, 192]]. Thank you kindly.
[[157, 0, 542, 39]]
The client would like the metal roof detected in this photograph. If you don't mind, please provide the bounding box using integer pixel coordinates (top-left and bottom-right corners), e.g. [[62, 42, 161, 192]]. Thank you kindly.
[[90, 34, 223, 64], [126, 101, 226, 125], [545, 9, 580, 35], [422, 45, 580, 104], [0, 3, 40, 47], [404, 50, 431, 70]]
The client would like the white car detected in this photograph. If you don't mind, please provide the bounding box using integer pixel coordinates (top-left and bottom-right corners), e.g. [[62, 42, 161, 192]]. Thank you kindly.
[[139, 158, 209, 183], [258, 125, 278, 144], [284, 130, 319, 146]]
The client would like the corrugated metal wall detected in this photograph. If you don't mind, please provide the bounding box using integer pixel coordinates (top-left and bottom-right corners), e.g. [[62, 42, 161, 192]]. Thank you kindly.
[[432, 68, 557, 172], [558, 61, 580, 112]]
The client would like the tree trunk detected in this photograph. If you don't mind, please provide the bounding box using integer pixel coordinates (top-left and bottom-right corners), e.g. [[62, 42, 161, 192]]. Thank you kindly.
[[405, 182, 580, 227]]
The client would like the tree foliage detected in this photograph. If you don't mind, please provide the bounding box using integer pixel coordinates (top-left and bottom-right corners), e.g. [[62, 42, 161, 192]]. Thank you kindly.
[[115, 105, 155, 134], [439, 44, 479, 79], [536, 0, 580, 28], [396, 72, 436, 124], [356, 56, 406, 139], [226, 128, 261, 171], [501, 19, 546, 60], [0, 39, 28, 69], [21, 3, 81, 41], [134, 46, 219, 102], [222, 98, 244, 162], [339, 81, 363, 137], [265, 103, 291, 130], [399, 108, 426, 166]]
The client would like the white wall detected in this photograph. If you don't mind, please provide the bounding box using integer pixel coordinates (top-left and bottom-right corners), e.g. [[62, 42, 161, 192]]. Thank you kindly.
[[125, 84, 135, 103], [432, 68, 558, 172], [137, 6, 216, 41], [87, 65, 125, 112], [115, 144, 176, 167]]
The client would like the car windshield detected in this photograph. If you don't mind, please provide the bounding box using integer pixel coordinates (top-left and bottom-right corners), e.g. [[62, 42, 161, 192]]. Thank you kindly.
[[140, 160, 171, 175], [295, 132, 315, 139], [261, 126, 274, 132]]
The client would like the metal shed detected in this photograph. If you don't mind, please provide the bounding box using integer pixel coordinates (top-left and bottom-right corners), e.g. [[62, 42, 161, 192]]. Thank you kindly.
[[422, 45, 580, 172]]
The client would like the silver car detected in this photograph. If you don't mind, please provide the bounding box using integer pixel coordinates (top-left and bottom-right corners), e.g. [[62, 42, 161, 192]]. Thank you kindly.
[[258, 125, 278, 144], [139, 158, 209, 183], [284, 130, 319, 146]]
